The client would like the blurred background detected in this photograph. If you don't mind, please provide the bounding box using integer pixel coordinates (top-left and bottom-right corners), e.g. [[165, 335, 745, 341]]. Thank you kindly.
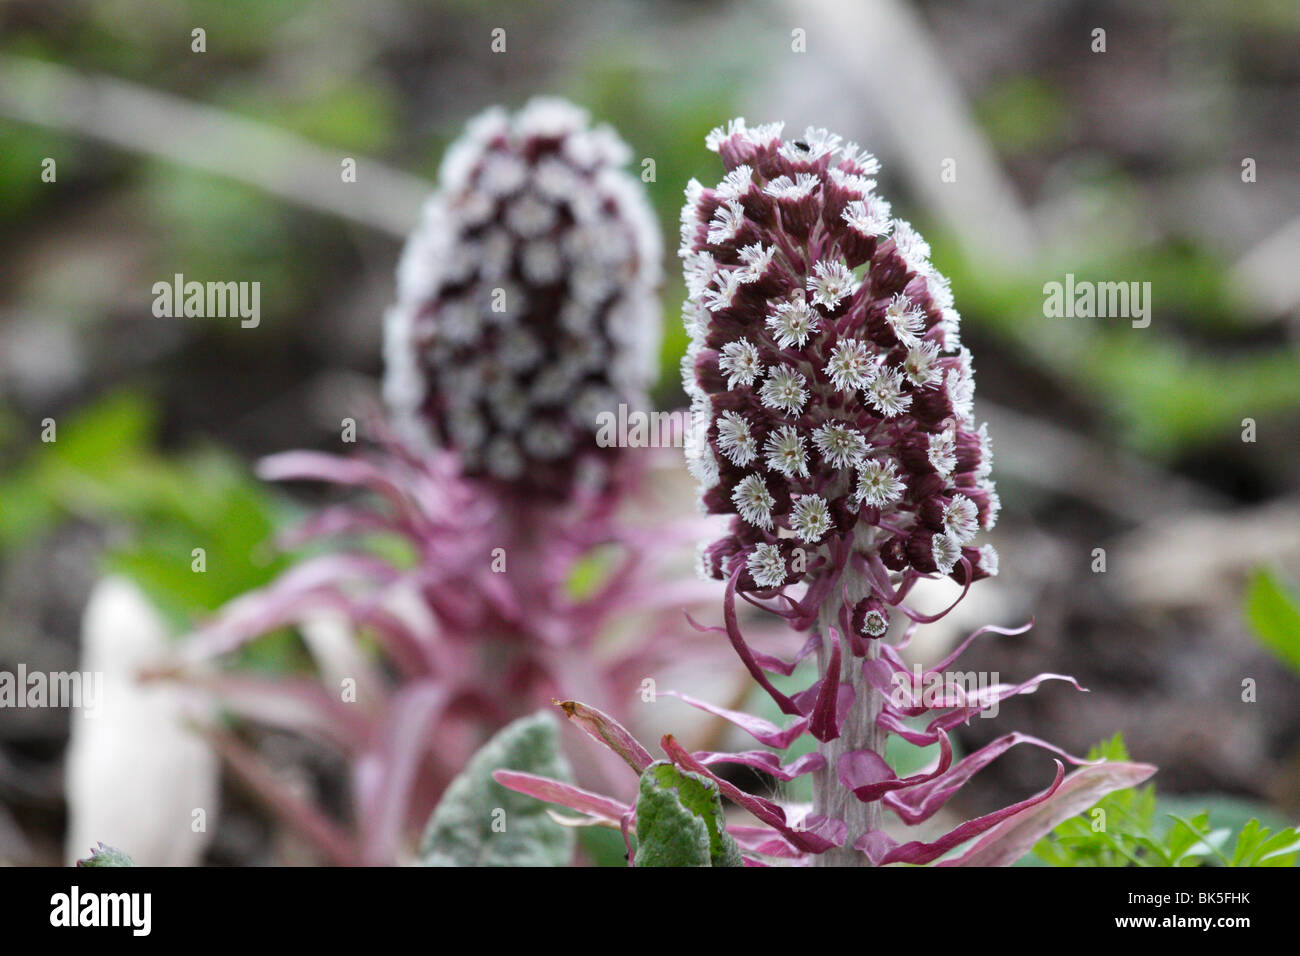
[[1, 0, 1298, 865]]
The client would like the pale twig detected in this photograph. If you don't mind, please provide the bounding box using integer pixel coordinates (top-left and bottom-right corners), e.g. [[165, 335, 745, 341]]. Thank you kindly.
[[0, 55, 433, 239]]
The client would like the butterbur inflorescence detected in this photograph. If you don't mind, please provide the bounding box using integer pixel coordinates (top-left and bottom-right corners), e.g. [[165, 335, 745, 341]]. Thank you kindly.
[[499, 120, 1152, 866], [385, 97, 662, 498], [681, 119, 999, 600]]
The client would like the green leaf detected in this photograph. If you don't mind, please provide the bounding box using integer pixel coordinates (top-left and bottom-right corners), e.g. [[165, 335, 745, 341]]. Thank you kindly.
[[1228, 819, 1300, 867], [0, 389, 157, 549], [1245, 568, 1300, 672], [1033, 734, 1300, 868], [75, 843, 136, 867], [1163, 812, 1229, 865], [633, 761, 743, 867], [419, 712, 576, 867]]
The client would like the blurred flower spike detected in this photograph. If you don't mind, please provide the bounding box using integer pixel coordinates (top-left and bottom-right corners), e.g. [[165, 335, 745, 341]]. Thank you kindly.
[[385, 96, 662, 499]]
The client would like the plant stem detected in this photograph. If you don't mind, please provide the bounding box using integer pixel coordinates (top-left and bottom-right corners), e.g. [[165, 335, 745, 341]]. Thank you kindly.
[[811, 559, 881, 866]]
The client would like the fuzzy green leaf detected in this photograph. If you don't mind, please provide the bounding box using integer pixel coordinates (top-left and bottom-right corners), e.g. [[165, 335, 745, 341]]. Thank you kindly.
[[633, 761, 743, 867], [419, 712, 575, 867]]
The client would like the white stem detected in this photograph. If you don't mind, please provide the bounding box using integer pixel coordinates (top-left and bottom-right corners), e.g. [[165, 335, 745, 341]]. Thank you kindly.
[[811, 560, 882, 866]]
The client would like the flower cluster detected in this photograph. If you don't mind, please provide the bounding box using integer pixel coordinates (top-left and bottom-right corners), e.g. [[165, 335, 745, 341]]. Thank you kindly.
[[385, 97, 662, 497], [499, 121, 1151, 867], [680, 120, 998, 605]]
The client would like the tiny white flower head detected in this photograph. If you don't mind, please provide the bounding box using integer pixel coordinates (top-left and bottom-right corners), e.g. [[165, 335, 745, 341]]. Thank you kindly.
[[505, 192, 557, 238], [736, 243, 777, 283], [705, 117, 750, 153], [860, 606, 889, 637], [883, 293, 925, 345], [766, 300, 820, 349], [945, 350, 977, 421], [708, 201, 747, 245], [716, 410, 759, 466], [855, 458, 906, 508], [975, 422, 995, 478], [765, 173, 820, 201], [790, 494, 832, 544], [942, 494, 979, 544], [759, 364, 809, 414], [828, 168, 876, 200], [825, 338, 875, 393], [981, 481, 1001, 530], [718, 165, 756, 200], [703, 269, 745, 313], [747, 542, 788, 589], [902, 341, 943, 387], [842, 198, 893, 238], [719, 339, 764, 389], [865, 366, 913, 418], [839, 142, 881, 174], [812, 422, 869, 470], [733, 474, 776, 530], [932, 532, 961, 575], [806, 260, 857, 309], [781, 127, 842, 163], [890, 219, 932, 275], [764, 425, 809, 479], [927, 429, 957, 479]]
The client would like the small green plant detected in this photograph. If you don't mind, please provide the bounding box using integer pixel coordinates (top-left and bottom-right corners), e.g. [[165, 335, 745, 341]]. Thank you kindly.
[[1034, 735, 1300, 867]]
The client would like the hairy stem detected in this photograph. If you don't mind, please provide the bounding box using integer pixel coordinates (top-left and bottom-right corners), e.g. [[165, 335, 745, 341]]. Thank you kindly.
[[812, 559, 881, 866]]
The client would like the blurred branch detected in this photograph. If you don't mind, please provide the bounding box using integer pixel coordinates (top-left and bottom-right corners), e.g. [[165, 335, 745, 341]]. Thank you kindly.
[[0, 55, 433, 239]]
